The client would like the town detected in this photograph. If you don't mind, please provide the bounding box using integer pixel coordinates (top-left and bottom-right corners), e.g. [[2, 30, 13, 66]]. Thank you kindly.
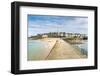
[[29, 32, 87, 44]]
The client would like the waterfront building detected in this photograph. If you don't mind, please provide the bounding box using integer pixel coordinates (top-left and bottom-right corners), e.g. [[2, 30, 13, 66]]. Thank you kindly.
[[33, 32, 87, 39]]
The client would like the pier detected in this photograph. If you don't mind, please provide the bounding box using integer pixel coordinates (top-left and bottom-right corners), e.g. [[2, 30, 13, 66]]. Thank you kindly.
[[40, 38, 87, 60]]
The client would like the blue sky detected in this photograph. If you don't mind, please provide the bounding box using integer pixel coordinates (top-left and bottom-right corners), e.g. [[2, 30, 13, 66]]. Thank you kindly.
[[28, 15, 88, 37]]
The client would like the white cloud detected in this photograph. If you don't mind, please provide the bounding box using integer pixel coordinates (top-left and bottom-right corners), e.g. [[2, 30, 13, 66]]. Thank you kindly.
[[28, 16, 88, 36]]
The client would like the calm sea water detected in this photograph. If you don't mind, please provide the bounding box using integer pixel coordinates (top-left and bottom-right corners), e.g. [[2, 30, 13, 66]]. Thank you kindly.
[[28, 40, 48, 60], [73, 41, 88, 56]]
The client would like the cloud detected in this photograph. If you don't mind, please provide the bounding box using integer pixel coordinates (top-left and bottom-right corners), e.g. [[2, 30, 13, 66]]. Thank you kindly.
[[28, 15, 88, 37]]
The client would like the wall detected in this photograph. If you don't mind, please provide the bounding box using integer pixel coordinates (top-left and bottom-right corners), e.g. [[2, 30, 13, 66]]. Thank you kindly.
[[0, 0, 99, 76]]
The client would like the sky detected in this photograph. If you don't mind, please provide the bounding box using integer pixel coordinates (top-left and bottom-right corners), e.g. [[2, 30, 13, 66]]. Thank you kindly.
[[28, 15, 88, 37]]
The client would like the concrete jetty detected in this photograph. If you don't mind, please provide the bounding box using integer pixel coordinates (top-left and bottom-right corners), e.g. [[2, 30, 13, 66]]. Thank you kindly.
[[38, 38, 58, 59], [29, 38, 87, 60], [44, 38, 87, 60]]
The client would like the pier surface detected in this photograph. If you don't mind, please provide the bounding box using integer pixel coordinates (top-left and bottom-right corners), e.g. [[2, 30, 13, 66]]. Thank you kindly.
[[40, 38, 86, 60]]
